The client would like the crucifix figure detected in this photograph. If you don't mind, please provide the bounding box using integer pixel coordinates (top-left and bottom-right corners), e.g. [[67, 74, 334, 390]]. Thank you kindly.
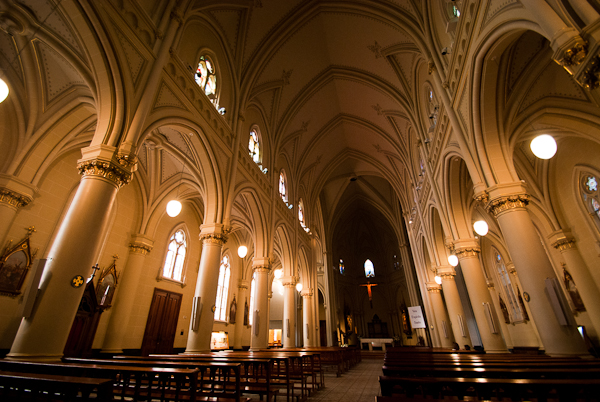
[[360, 281, 378, 308]]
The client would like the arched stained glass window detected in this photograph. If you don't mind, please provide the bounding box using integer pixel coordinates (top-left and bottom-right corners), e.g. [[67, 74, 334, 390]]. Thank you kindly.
[[214, 254, 231, 321], [492, 248, 523, 322], [581, 174, 600, 229], [249, 272, 256, 325], [195, 55, 217, 103], [162, 229, 187, 282], [279, 170, 287, 202], [249, 128, 260, 163], [339, 259, 345, 275], [364, 259, 374, 278], [298, 199, 306, 227]]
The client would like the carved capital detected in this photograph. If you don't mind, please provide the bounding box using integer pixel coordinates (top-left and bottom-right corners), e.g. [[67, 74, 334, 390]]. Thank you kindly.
[[129, 242, 153, 255], [426, 282, 441, 293], [200, 233, 228, 245], [238, 279, 249, 290], [436, 266, 456, 279], [0, 188, 33, 209], [301, 289, 313, 297], [253, 265, 271, 273], [455, 246, 481, 259], [486, 194, 529, 218], [473, 191, 489, 204], [552, 237, 577, 252], [428, 60, 435, 75], [554, 37, 587, 72], [77, 159, 133, 188]]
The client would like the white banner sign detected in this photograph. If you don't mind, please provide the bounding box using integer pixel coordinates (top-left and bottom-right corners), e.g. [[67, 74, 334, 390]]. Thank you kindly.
[[408, 306, 426, 328]]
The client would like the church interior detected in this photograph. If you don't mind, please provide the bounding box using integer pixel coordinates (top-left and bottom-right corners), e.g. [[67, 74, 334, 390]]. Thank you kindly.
[[1, 0, 600, 399]]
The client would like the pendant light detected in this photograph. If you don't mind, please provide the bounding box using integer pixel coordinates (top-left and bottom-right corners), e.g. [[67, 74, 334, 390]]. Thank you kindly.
[[166, 158, 186, 217], [448, 254, 459, 267], [473, 220, 489, 236], [238, 245, 248, 258], [530, 134, 557, 159], [0, 78, 9, 103]]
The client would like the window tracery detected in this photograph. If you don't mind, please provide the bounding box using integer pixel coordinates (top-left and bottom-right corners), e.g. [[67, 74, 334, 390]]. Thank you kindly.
[[364, 259, 375, 278], [339, 259, 345, 275], [249, 272, 256, 325], [298, 199, 306, 227], [249, 128, 261, 164], [581, 173, 600, 226], [279, 170, 287, 202], [162, 229, 187, 282], [195, 55, 218, 104], [214, 254, 231, 321]]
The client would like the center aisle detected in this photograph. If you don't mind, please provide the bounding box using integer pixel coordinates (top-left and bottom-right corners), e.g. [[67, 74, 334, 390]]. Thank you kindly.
[[248, 355, 383, 402]]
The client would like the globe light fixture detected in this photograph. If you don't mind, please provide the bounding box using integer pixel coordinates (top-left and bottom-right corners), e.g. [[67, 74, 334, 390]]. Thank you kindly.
[[530, 134, 557, 159], [0, 78, 8, 103], [166, 200, 182, 217], [296, 282, 303, 292], [274, 269, 283, 279], [473, 220, 489, 236], [237, 245, 248, 258], [448, 254, 459, 267], [435, 275, 442, 285]]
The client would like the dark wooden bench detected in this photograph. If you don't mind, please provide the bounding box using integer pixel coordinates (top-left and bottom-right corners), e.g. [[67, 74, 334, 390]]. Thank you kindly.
[[64, 357, 247, 402], [0, 370, 112, 401], [0, 359, 198, 401], [382, 364, 600, 379], [379, 375, 600, 401]]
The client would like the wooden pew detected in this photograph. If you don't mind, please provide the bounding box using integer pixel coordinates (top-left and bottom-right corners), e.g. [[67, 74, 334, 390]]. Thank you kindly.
[[0, 359, 198, 401], [113, 354, 279, 402], [382, 364, 600, 379], [379, 375, 600, 401], [0, 370, 112, 401]]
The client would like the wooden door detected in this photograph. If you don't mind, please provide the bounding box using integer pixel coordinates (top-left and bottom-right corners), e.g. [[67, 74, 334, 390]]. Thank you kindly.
[[319, 320, 327, 346], [64, 282, 102, 358], [140, 288, 182, 356]]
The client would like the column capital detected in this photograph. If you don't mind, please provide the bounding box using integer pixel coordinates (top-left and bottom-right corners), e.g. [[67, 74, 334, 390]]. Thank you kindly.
[[301, 289, 313, 297], [199, 223, 229, 245], [128, 234, 154, 255], [436, 265, 456, 278], [452, 239, 481, 260], [548, 230, 577, 252], [238, 279, 249, 289], [485, 187, 529, 218], [281, 276, 298, 287], [252, 257, 271, 271], [486, 279, 495, 289], [426, 282, 442, 293], [552, 34, 587, 74], [0, 174, 37, 209], [78, 145, 137, 188]]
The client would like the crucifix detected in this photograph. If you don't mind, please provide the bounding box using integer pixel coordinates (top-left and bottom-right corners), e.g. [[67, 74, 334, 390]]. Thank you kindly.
[[360, 281, 378, 308]]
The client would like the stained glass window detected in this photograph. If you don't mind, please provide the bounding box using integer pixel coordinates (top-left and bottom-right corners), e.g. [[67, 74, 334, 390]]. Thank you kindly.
[[214, 254, 231, 321], [339, 259, 345, 275], [249, 128, 260, 163], [582, 174, 600, 223], [452, 5, 460, 17], [195, 56, 217, 103], [249, 272, 256, 325], [492, 248, 523, 322], [279, 170, 287, 202], [298, 199, 305, 227], [364, 259, 375, 278], [162, 229, 186, 282]]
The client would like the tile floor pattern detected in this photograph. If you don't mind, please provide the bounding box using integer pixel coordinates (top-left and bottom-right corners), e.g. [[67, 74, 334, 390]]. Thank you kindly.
[[248, 357, 383, 402]]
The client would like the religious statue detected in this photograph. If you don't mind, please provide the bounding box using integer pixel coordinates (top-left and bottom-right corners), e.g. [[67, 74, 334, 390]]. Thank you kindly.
[[229, 296, 237, 323], [564, 267, 586, 312], [516, 286, 529, 321], [243, 298, 249, 326], [499, 295, 510, 324], [401, 304, 411, 335]]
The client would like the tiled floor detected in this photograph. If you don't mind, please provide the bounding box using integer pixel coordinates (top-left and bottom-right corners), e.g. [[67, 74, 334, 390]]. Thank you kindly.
[[306, 359, 382, 402]]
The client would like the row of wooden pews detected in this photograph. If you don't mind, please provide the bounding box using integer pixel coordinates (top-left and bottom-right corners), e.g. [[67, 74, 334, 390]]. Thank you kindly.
[[378, 347, 600, 402], [0, 345, 360, 401]]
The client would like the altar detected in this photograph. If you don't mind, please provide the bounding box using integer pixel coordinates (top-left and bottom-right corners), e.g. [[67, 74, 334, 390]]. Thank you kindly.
[[359, 337, 393, 351]]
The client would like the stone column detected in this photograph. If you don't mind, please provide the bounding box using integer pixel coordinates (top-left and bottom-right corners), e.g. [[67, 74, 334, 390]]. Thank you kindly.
[[486, 187, 588, 356], [436, 265, 472, 348], [550, 231, 600, 335], [250, 260, 270, 351], [102, 234, 154, 353], [486, 281, 514, 350], [282, 277, 297, 348], [232, 280, 248, 350], [184, 224, 228, 354], [302, 289, 315, 346], [454, 240, 507, 353], [426, 281, 454, 348], [8, 148, 134, 361], [0, 175, 35, 245]]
